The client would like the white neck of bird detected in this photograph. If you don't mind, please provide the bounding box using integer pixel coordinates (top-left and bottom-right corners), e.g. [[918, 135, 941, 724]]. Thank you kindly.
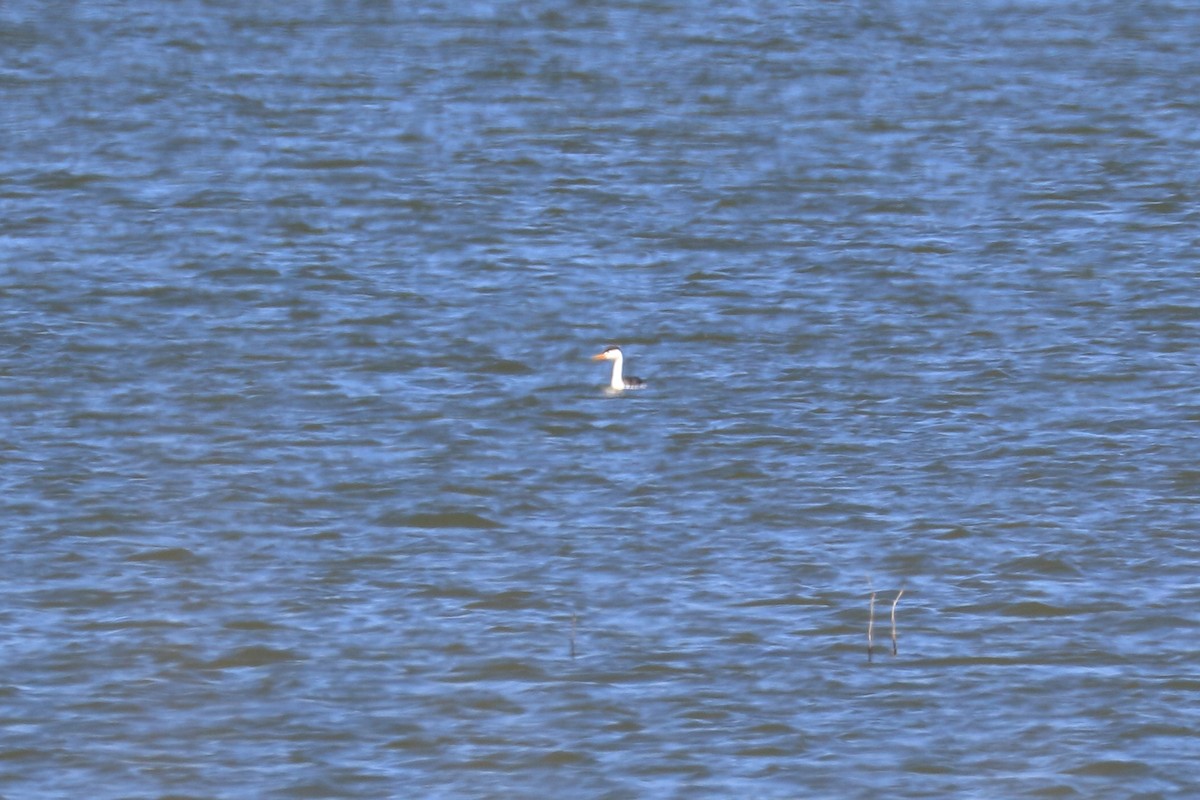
[[609, 352, 625, 389]]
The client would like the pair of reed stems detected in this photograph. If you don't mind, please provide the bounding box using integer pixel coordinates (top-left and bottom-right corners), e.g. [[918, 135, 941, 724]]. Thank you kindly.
[[867, 585, 904, 662]]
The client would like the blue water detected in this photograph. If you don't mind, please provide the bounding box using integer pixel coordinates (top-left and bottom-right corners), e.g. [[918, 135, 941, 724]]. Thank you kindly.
[[3, 2, 1200, 797]]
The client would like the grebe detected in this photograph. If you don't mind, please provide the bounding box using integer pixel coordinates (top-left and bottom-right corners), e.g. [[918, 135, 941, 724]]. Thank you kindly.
[[592, 345, 646, 391]]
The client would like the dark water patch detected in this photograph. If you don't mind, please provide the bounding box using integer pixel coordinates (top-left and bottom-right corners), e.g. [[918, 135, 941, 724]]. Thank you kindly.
[[448, 658, 549, 683], [377, 510, 502, 529], [204, 646, 301, 670], [733, 595, 827, 609], [222, 618, 288, 633], [172, 189, 245, 209], [125, 547, 201, 564], [465, 589, 542, 611], [1066, 759, 1152, 777]]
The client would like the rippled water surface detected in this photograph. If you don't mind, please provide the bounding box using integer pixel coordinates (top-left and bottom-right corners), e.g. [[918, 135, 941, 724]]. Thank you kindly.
[[4, 1, 1200, 797]]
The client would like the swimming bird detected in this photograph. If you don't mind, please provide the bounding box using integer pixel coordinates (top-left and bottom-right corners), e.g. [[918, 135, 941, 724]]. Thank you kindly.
[[592, 345, 646, 391]]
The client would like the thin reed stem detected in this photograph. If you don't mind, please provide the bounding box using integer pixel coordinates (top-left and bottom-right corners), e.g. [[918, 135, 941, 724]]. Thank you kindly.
[[867, 588, 876, 663], [890, 589, 904, 656], [569, 611, 577, 659]]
